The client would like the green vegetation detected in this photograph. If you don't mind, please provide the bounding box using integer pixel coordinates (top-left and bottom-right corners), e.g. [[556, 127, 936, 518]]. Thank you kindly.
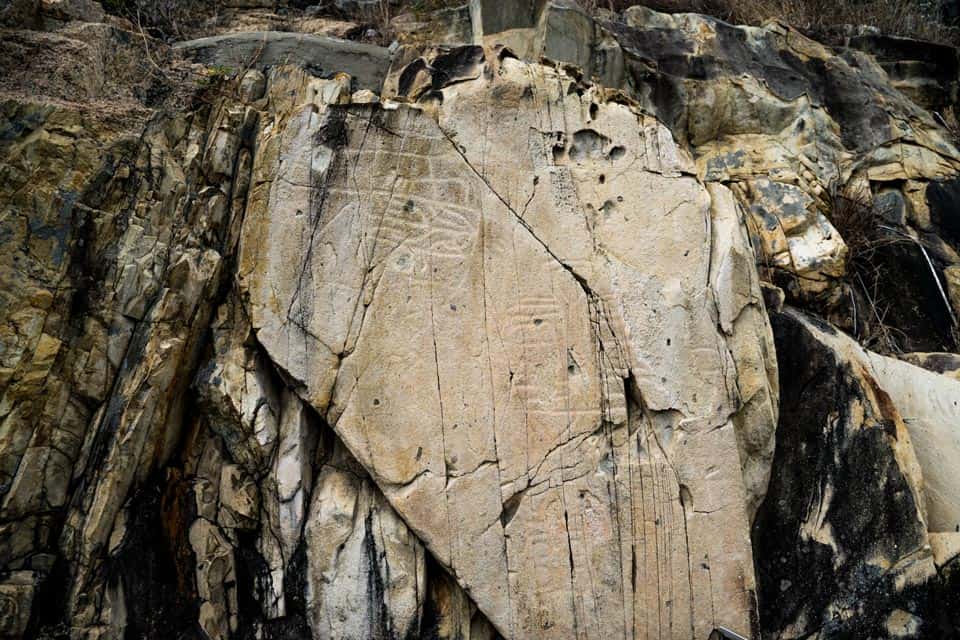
[[199, 64, 234, 84]]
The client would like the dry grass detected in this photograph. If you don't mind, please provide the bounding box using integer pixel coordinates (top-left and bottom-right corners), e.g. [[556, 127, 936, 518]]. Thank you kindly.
[[935, 106, 960, 148], [98, 0, 957, 46], [364, 0, 397, 44], [822, 180, 907, 352], [323, 0, 398, 45], [102, 0, 217, 41], [729, 0, 955, 44], [583, 0, 734, 18], [580, 0, 958, 45], [821, 177, 960, 353]]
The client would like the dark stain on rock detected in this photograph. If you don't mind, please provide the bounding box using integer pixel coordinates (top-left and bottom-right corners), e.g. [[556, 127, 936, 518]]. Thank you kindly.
[[927, 177, 960, 249], [107, 470, 201, 640], [703, 149, 747, 179], [430, 46, 486, 90], [316, 107, 349, 150], [569, 128, 612, 161], [235, 528, 274, 638], [909, 352, 960, 374], [419, 555, 449, 640], [605, 13, 927, 152], [754, 310, 935, 638], [860, 367, 903, 441], [500, 488, 527, 529], [362, 511, 393, 640], [0, 105, 50, 142], [870, 242, 957, 352], [398, 57, 430, 98], [843, 33, 960, 112], [254, 541, 312, 640]]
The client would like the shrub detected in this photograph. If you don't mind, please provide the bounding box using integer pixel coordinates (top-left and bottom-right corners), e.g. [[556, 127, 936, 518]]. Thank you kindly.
[[101, 0, 214, 41], [581, 0, 958, 45]]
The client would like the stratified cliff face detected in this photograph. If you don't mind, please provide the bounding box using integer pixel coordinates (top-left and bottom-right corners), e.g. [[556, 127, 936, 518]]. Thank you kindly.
[[0, 1, 959, 639]]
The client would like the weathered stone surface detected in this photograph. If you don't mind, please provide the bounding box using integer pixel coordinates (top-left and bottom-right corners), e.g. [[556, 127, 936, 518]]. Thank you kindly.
[[194, 9, 361, 40], [0, 0, 41, 28], [40, 0, 104, 24], [182, 68, 493, 640], [0, 75, 231, 634], [189, 293, 435, 640], [241, 47, 776, 639], [0, 46, 444, 639], [391, 3, 472, 46], [757, 310, 960, 544], [2, 94, 232, 635], [0, 571, 36, 638], [755, 307, 939, 639], [930, 532, 960, 633], [600, 8, 960, 307], [304, 439, 426, 640], [899, 351, 960, 380], [863, 351, 960, 533], [1, 23, 161, 107], [173, 31, 391, 90], [223, 0, 279, 8], [462, 1, 960, 338], [3, 1, 960, 638], [834, 31, 960, 113]]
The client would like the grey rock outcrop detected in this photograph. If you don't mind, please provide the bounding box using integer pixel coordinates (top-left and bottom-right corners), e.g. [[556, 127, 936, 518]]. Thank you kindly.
[[2, 0, 960, 638], [459, 1, 960, 352], [174, 32, 392, 90]]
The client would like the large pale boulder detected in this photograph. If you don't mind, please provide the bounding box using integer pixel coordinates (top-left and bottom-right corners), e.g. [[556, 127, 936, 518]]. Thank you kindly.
[[239, 47, 777, 639]]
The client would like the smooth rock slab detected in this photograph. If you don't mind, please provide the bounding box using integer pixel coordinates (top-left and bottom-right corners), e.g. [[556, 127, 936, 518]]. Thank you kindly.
[[863, 351, 960, 533], [240, 52, 776, 639]]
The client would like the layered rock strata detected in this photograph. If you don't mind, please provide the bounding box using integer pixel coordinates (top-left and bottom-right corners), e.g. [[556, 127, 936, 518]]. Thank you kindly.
[[2, 1, 960, 639]]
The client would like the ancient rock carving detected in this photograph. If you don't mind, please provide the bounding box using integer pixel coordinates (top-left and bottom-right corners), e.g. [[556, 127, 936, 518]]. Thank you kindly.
[[2, 1, 960, 638], [239, 49, 777, 638]]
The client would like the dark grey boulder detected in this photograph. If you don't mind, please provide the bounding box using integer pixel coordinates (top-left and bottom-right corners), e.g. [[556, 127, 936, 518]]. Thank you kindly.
[[174, 31, 392, 90]]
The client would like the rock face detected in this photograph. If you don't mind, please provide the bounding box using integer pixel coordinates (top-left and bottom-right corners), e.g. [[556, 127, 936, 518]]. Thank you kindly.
[[864, 353, 960, 534], [455, 1, 960, 350], [756, 308, 939, 638], [1, 1, 960, 639], [239, 46, 777, 639], [174, 33, 392, 91]]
